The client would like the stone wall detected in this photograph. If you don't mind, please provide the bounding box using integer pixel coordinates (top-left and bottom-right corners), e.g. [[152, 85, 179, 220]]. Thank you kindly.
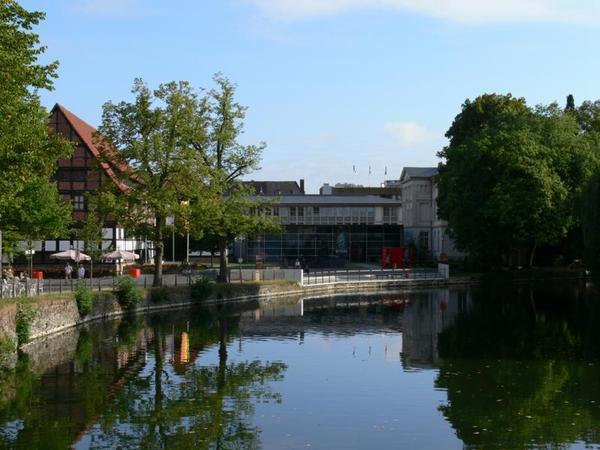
[[0, 276, 478, 350]]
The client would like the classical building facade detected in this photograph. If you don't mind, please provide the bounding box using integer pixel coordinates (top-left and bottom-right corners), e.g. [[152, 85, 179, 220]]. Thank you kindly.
[[399, 167, 463, 259]]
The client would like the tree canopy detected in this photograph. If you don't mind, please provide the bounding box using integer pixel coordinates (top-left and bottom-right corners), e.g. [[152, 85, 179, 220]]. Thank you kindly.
[[97, 79, 206, 286], [188, 74, 278, 281], [0, 1, 72, 247], [98, 74, 278, 284], [437, 94, 598, 266]]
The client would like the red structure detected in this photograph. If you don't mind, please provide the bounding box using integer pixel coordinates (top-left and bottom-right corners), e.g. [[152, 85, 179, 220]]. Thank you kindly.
[[380, 246, 414, 269]]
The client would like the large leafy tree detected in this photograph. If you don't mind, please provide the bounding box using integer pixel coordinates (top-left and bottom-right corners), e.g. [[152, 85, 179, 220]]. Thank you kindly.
[[572, 98, 600, 272], [188, 74, 279, 282], [437, 94, 595, 267], [0, 1, 72, 249], [96, 79, 205, 286]]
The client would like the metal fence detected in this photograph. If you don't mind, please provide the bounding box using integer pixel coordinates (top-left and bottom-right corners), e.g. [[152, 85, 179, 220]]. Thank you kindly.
[[0, 272, 212, 298], [303, 268, 445, 285], [0, 267, 446, 298]]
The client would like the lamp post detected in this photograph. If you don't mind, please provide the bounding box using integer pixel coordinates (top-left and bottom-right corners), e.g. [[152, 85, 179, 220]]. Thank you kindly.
[[180, 200, 190, 266], [186, 231, 190, 265]]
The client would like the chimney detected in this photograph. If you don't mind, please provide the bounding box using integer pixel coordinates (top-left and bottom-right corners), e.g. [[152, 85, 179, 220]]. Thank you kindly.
[[299, 179, 305, 194]]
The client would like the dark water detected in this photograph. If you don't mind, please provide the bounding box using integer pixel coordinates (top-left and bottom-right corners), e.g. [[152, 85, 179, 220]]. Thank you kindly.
[[1, 282, 600, 449]]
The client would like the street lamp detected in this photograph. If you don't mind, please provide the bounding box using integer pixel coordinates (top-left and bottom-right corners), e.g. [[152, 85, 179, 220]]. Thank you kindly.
[[180, 200, 190, 266]]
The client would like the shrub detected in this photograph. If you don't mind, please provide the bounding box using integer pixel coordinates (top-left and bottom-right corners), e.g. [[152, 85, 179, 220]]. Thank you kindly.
[[15, 300, 37, 346], [0, 332, 16, 370], [115, 276, 143, 312], [191, 278, 213, 303], [150, 287, 170, 303], [75, 283, 94, 317]]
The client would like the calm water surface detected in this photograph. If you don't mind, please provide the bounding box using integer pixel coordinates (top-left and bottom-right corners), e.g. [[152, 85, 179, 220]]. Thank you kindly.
[[1, 282, 600, 449]]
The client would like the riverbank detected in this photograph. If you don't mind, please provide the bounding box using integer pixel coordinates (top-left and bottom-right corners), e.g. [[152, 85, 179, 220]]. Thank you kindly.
[[0, 269, 585, 355]]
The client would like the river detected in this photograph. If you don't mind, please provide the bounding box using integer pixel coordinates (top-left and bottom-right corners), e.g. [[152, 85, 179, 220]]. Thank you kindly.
[[0, 281, 599, 449]]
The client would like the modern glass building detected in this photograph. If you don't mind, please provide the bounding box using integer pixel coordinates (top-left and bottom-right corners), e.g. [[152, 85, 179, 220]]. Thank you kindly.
[[236, 195, 403, 267]]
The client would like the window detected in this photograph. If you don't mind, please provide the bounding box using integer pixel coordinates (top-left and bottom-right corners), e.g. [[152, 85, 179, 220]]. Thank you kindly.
[[290, 207, 296, 217], [298, 207, 304, 217], [418, 231, 429, 251], [313, 207, 320, 216], [273, 207, 279, 216], [73, 195, 85, 211]]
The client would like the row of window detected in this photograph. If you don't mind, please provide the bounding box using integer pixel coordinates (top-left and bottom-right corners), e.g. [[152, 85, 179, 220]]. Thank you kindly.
[[255, 206, 393, 218]]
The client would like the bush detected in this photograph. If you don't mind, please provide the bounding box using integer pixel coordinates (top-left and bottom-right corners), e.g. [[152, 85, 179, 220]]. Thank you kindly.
[[15, 300, 37, 346], [191, 278, 213, 303], [0, 332, 16, 370], [75, 283, 94, 317], [150, 287, 170, 303], [115, 276, 143, 312]]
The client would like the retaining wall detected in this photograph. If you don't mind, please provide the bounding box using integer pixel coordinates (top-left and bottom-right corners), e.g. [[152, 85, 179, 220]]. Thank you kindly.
[[0, 276, 481, 352]]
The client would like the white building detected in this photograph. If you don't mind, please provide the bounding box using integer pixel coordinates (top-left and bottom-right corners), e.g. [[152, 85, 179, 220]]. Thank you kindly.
[[400, 167, 463, 259]]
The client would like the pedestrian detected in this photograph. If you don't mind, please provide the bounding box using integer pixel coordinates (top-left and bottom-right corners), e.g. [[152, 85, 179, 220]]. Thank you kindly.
[[65, 262, 73, 280], [77, 264, 85, 279], [294, 258, 301, 269]]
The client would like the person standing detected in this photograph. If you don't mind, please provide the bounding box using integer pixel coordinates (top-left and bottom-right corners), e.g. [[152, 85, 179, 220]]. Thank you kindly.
[[77, 264, 85, 279], [65, 262, 73, 280]]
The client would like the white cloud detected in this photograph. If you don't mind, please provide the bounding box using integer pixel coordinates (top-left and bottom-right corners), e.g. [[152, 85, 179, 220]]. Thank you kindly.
[[384, 121, 431, 147], [242, 0, 600, 24]]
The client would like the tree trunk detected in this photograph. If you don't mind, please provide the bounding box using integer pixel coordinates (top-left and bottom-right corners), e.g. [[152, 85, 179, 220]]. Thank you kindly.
[[153, 220, 164, 287], [217, 237, 228, 283], [529, 242, 537, 268]]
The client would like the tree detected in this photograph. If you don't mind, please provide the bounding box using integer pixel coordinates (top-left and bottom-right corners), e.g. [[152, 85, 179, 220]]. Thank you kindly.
[[0, 1, 72, 250], [188, 74, 277, 282], [96, 80, 205, 286], [565, 94, 575, 112], [437, 94, 594, 267], [77, 194, 106, 279]]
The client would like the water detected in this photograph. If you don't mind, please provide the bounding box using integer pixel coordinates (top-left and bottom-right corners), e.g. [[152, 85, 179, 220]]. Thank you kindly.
[[1, 282, 600, 449]]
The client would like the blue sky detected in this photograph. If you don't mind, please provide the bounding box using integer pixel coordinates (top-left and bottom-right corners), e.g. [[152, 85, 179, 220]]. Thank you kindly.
[[23, 0, 600, 192]]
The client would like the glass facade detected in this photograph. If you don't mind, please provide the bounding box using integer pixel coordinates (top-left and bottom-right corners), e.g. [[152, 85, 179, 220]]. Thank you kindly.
[[245, 224, 403, 268]]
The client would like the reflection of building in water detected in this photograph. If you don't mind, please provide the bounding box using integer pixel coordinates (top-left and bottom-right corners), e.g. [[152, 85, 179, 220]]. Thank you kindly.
[[401, 289, 470, 369]]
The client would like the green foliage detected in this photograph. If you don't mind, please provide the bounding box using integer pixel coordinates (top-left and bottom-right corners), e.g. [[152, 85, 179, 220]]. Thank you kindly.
[[78, 194, 105, 261], [187, 74, 275, 281], [191, 278, 213, 303], [97, 79, 207, 287], [582, 173, 600, 271], [437, 94, 599, 266], [0, 2, 72, 247], [15, 299, 37, 345], [114, 277, 143, 312], [0, 332, 16, 371], [97, 74, 273, 285], [149, 286, 170, 303], [75, 282, 94, 317]]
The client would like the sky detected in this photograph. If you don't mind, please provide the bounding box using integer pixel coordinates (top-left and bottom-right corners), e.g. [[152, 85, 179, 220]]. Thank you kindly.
[[22, 0, 600, 192]]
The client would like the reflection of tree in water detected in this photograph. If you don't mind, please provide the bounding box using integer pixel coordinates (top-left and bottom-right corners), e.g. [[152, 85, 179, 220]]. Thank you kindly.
[[93, 309, 287, 449], [436, 282, 600, 449]]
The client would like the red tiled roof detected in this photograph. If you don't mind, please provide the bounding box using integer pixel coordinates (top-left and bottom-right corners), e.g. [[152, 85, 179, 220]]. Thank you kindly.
[[53, 103, 129, 192]]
